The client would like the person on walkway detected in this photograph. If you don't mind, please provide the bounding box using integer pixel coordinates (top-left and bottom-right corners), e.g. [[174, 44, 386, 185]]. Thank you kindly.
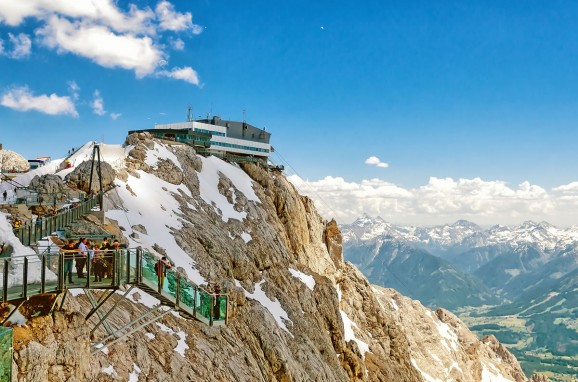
[[155, 256, 172, 292], [92, 245, 105, 282], [60, 239, 77, 284], [213, 285, 222, 320], [2, 190, 6, 201], [76, 238, 88, 278]]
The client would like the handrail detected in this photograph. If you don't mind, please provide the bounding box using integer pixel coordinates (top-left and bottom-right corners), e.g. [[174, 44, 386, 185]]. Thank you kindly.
[[11, 193, 102, 246], [0, 248, 227, 326]]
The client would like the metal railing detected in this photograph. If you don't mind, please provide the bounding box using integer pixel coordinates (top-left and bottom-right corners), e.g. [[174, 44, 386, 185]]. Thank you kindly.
[[0, 248, 227, 326], [11, 195, 101, 246]]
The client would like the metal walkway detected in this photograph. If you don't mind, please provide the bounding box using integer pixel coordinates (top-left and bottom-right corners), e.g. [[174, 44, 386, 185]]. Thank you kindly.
[[0, 248, 228, 328]]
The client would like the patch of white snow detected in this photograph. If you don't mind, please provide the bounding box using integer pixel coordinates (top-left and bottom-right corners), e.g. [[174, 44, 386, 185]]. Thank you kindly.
[[288, 268, 315, 290]]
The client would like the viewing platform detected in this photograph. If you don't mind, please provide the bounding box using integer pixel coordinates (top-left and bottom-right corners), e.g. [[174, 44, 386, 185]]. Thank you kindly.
[[0, 248, 227, 327]]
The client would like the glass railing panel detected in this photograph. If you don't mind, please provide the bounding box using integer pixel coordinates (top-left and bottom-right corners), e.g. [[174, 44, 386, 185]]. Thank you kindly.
[[197, 289, 213, 321], [44, 253, 60, 293], [161, 268, 178, 303], [129, 250, 137, 283], [178, 278, 195, 315], [0, 327, 12, 381], [1, 259, 25, 301], [140, 251, 159, 290], [215, 294, 227, 321]]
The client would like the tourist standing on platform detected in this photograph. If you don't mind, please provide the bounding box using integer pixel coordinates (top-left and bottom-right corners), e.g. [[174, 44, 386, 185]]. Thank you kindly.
[[155, 256, 172, 292], [93, 244, 105, 282], [60, 239, 77, 283], [76, 238, 88, 278], [100, 238, 112, 278], [2, 190, 6, 201], [213, 285, 222, 320]]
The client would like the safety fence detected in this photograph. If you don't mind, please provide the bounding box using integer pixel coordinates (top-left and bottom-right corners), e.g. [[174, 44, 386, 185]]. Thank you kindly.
[[11, 195, 101, 247], [0, 248, 227, 326]]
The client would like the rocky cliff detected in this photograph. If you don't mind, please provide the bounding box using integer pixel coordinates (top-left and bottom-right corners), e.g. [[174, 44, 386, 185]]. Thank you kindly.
[[4, 134, 550, 382]]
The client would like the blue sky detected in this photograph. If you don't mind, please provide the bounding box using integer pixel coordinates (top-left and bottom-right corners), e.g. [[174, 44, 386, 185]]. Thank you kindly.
[[2, 0, 578, 225]]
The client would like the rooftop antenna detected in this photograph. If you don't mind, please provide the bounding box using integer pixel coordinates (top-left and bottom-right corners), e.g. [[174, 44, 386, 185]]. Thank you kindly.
[[243, 109, 246, 124], [187, 105, 193, 122]]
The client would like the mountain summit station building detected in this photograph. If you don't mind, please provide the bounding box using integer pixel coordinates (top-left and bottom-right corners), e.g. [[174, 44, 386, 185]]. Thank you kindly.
[[130, 116, 272, 164]]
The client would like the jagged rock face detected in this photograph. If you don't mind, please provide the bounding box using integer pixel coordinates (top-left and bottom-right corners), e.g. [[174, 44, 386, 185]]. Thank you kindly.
[[7, 134, 551, 382], [370, 286, 549, 382], [65, 160, 116, 193], [0, 149, 29, 172], [12, 311, 92, 382]]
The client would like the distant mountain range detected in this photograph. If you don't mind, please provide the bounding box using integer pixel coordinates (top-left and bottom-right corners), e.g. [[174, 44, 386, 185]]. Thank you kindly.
[[341, 215, 578, 377], [341, 216, 578, 307]]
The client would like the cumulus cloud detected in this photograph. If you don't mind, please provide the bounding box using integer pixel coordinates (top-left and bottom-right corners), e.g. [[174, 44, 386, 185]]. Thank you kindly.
[[288, 175, 578, 226], [0, 0, 201, 82], [0, 0, 154, 33], [91, 90, 106, 116], [365, 156, 389, 168], [0, 86, 78, 117], [157, 66, 200, 86], [155, 1, 202, 33], [37, 16, 162, 77]]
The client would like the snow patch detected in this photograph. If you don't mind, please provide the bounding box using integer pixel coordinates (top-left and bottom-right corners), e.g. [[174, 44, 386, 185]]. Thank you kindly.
[[340, 310, 370, 357], [155, 323, 189, 357], [106, 171, 205, 285], [240, 232, 252, 243], [236, 279, 293, 336], [411, 358, 443, 382], [288, 268, 316, 290], [145, 142, 182, 170], [481, 363, 515, 382], [128, 364, 142, 382], [390, 298, 399, 311], [197, 156, 259, 222], [101, 365, 117, 377]]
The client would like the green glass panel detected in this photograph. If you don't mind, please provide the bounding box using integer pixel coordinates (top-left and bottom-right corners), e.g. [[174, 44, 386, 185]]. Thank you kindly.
[[140, 251, 159, 290], [216, 294, 227, 321], [161, 268, 178, 303], [178, 278, 195, 313], [0, 327, 12, 381], [198, 290, 212, 321]]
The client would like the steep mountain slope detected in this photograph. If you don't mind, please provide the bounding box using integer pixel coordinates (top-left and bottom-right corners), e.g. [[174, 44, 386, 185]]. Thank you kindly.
[[0, 134, 548, 381]]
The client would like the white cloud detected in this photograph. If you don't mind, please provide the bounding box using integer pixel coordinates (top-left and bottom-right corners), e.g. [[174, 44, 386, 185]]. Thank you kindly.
[[7, 33, 31, 58], [365, 156, 389, 169], [0, 1, 202, 81], [158, 66, 200, 86], [37, 16, 163, 77], [110, 112, 121, 120], [1, 85, 78, 117], [288, 175, 578, 226], [91, 90, 106, 116], [0, 39, 3, 55], [155, 1, 201, 33], [170, 38, 185, 51], [0, 0, 154, 34]]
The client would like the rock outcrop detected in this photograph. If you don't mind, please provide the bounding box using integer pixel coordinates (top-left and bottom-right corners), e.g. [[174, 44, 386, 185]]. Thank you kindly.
[[65, 160, 116, 193], [0, 149, 29, 172], [4, 135, 552, 382]]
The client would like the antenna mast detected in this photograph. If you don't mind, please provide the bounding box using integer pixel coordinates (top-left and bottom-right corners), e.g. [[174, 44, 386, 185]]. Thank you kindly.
[[187, 105, 193, 122]]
